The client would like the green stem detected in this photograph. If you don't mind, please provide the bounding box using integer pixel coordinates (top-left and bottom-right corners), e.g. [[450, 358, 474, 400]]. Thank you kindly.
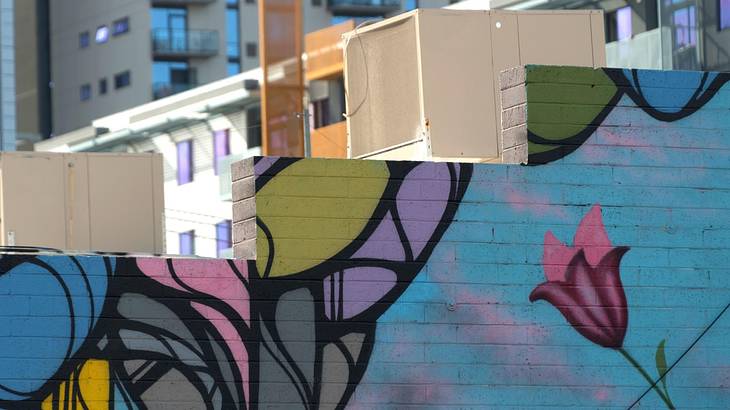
[[618, 347, 675, 409]]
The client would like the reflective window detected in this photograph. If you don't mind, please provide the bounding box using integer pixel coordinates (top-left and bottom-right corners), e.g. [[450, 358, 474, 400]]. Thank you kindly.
[[79, 31, 90, 48], [616, 7, 632, 41], [99, 78, 107, 95], [113, 17, 130, 36], [721, 0, 730, 30], [179, 230, 195, 255], [151, 7, 187, 31], [80, 84, 91, 101], [177, 140, 194, 185], [216, 220, 232, 257], [114, 71, 131, 89], [226, 8, 240, 58], [227, 61, 241, 76], [246, 42, 257, 58], [95, 26, 109, 43], [672, 5, 696, 47], [213, 130, 231, 175]]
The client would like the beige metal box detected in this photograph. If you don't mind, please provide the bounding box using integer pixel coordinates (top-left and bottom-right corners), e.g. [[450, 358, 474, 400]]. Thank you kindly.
[[344, 9, 605, 161], [0, 152, 164, 253]]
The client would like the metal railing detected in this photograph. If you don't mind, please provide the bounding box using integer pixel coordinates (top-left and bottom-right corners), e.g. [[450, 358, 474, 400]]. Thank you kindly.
[[327, 0, 400, 15], [152, 81, 199, 100], [152, 28, 219, 57]]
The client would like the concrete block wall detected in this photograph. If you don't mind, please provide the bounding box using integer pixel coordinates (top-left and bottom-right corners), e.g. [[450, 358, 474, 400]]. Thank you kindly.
[[232, 157, 256, 259]]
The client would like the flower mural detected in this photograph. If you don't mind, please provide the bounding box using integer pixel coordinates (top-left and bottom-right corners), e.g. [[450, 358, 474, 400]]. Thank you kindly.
[[530, 204, 676, 409]]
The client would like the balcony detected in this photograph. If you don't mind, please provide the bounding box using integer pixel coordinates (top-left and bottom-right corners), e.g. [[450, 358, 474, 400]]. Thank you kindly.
[[151, 0, 216, 5], [152, 29, 219, 58], [152, 81, 198, 100], [327, 0, 400, 16]]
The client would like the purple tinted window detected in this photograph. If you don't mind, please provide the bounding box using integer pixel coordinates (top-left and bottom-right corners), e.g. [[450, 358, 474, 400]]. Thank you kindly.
[[213, 130, 231, 175], [616, 7, 632, 41], [216, 220, 232, 257], [721, 0, 730, 30], [673, 6, 697, 47], [177, 140, 193, 184], [179, 230, 195, 255]]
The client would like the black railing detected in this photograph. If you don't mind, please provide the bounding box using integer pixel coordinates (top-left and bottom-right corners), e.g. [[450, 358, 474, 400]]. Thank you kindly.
[[152, 81, 198, 100], [152, 29, 219, 57], [328, 0, 400, 15]]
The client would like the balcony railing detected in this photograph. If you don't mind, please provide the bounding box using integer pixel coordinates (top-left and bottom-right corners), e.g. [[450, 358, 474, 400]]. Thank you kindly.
[[152, 29, 219, 58], [327, 0, 400, 16], [152, 81, 198, 100]]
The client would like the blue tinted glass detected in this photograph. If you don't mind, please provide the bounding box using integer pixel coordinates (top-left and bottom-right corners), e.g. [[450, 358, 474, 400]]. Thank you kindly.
[[227, 8, 240, 57], [153, 61, 189, 84], [216, 220, 232, 256], [179, 231, 195, 255], [176, 140, 193, 184], [227, 61, 241, 76], [151, 7, 187, 31], [722, 0, 730, 30]]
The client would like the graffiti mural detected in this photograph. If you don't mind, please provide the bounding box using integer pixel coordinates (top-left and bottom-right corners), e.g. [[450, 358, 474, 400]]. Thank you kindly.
[[4, 65, 730, 409]]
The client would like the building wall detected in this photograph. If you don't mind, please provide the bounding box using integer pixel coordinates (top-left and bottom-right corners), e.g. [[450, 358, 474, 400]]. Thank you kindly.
[[127, 108, 261, 257], [50, 0, 152, 135], [9, 65, 730, 408]]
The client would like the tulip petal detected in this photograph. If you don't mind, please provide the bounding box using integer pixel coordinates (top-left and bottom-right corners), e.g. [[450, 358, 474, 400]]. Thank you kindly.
[[594, 246, 630, 345], [529, 281, 613, 347], [565, 250, 612, 329], [574, 204, 613, 266], [543, 231, 576, 282]]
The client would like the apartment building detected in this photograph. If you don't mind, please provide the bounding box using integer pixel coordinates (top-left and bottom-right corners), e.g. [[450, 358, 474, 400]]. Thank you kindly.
[[36, 69, 262, 258], [49, 0, 450, 137], [488, 0, 730, 72]]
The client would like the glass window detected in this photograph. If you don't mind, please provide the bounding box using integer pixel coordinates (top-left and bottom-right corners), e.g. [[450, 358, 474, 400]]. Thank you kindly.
[[216, 220, 232, 257], [152, 7, 187, 31], [227, 0, 239, 4], [99, 78, 107, 95], [114, 71, 131, 89], [79, 31, 90, 48], [672, 5, 697, 47], [721, 0, 730, 30], [246, 106, 262, 148], [226, 8, 240, 58], [177, 140, 193, 184], [95, 25, 110, 43], [113, 17, 130, 36], [80, 84, 91, 101], [179, 230, 195, 255], [246, 42, 257, 58], [227, 61, 241, 76], [213, 130, 231, 175], [616, 7, 632, 41]]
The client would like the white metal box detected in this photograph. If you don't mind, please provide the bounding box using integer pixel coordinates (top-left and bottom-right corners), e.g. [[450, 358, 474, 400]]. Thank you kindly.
[[344, 9, 606, 161]]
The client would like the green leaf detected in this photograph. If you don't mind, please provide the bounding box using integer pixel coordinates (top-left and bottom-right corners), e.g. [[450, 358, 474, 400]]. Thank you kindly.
[[655, 339, 668, 393]]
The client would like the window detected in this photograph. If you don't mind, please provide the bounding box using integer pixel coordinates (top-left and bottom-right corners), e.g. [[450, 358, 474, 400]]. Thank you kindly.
[[216, 220, 232, 257], [179, 230, 195, 255], [79, 31, 90, 48], [246, 106, 262, 148], [114, 70, 131, 89], [720, 0, 730, 30], [227, 0, 239, 4], [312, 0, 322, 6], [80, 84, 91, 101], [153, 61, 192, 98], [227, 61, 241, 76], [213, 130, 231, 175], [311, 99, 330, 128], [226, 8, 240, 58], [99, 78, 108, 95], [605, 7, 632, 42], [95, 25, 110, 43], [113, 17, 130, 36], [177, 140, 193, 184], [672, 5, 697, 48], [246, 42, 257, 58]]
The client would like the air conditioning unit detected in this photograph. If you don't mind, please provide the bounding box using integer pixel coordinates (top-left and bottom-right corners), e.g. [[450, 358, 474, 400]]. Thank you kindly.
[[343, 9, 606, 162]]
